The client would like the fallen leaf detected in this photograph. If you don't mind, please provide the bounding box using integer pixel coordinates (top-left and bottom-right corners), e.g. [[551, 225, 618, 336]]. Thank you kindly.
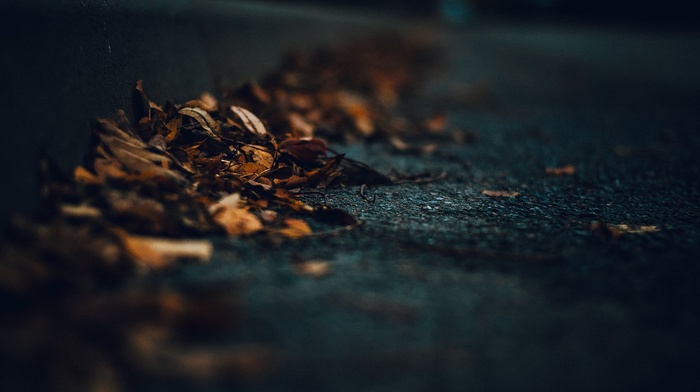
[[293, 260, 331, 278], [276, 218, 312, 238], [229, 106, 267, 137], [73, 165, 101, 184], [213, 208, 263, 236], [119, 233, 213, 270], [179, 107, 220, 135], [481, 189, 520, 198], [183, 92, 218, 112], [337, 91, 375, 136], [59, 204, 102, 219], [240, 145, 274, 168], [545, 164, 576, 176], [279, 138, 327, 163], [613, 224, 660, 234]]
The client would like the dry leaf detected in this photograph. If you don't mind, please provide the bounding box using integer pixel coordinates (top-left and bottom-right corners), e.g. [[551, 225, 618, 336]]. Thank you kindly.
[[210, 196, 263, 236], [481, 189, 520, 198], [293, 260, 331, 278], [229, 106, 267, 137], [545, 165, 576, 176], [119, 234, 213, 270], [179, 107, 220, 135], [240, 145, 274, 168], [216, 193, 243, 209], [276, 218, 312, 238], [59, 204, 102, 219], [613, 224, 660, 234], [279, 138, 327, 163], [590, 222, 660, 241], [183, 92, 218, 112], [389, 136, 410, 151], [337, 91, 374, 136], [73, 165, 101, 184]]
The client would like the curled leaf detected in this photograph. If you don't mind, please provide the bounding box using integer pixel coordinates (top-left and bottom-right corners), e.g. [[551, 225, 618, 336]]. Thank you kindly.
[[229, 106, 267, 137], [179, 107, 220, 135]]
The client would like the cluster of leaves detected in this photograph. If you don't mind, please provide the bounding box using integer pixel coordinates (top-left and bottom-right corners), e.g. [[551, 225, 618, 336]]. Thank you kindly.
[[228, 34, 439, 142], [0, 36, 438, 389], [21, 82, 391, 277]]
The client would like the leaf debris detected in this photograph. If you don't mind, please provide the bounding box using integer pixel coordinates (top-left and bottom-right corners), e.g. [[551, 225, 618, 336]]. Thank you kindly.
[[481, 189, 521, 198]]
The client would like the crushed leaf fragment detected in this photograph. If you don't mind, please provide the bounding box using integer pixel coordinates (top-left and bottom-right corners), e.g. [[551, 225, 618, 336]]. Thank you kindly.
[[590, 222, 661, 240], [481, 189, 520, 198]]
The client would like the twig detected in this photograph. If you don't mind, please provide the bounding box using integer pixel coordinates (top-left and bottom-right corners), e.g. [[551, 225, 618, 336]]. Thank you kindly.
[[359, 184, 376, 204]]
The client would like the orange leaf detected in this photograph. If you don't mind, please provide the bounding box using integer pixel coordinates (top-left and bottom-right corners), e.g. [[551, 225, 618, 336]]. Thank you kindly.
[[293, 260, 330, 278], [119, 233, 213, 270], [277, 218, 312, 238], [210, 195, 263, 236], [545, 165, 576, 176]]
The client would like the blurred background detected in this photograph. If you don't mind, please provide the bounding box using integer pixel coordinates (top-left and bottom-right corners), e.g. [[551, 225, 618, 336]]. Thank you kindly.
[[255, 0, 698, 25]]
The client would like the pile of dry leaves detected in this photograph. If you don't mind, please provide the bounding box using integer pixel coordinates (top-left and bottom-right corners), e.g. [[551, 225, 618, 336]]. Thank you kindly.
[[0, 36, 439, 389]]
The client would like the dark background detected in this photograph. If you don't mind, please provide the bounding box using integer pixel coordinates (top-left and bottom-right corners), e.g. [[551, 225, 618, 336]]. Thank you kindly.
[[271, 0, 699, 24]]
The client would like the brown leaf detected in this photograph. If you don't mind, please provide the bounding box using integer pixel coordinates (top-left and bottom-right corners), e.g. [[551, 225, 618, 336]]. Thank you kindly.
[[481, 189, 520, 198], [229, 106, 267, 137], [232, 162, 269, 178], [276, 218, 312, 238], [183, 92, 218, 112], [119, 233, 213, 270], [134, 80, 163, 119], [179, 107, 220, 135], [591, 222, 660, 240], [240, 145, 274, 169], [545, 164, 576, 176], [613, 224, 660, 234], [210, 194, 263, 236], [293, 260, 331, 278], [59, 204, 102, 219], [279, 138, 327, 163], [73, 165, 101, 184], [337, 91, 374, 136]]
